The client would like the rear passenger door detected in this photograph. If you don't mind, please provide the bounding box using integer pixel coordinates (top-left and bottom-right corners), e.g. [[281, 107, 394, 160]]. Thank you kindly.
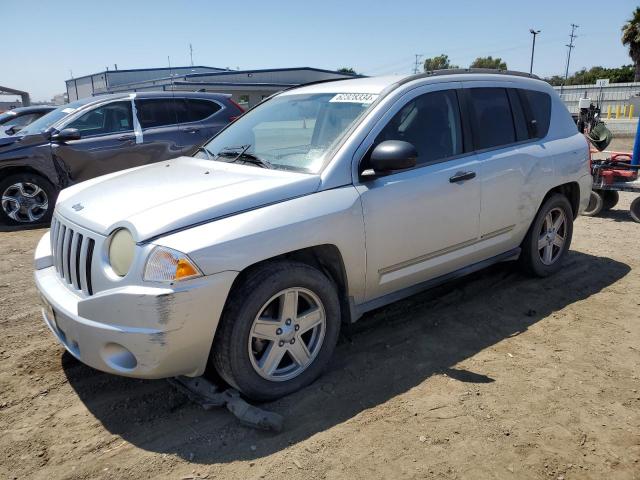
[[462, 83, 553, 254], [181, 98, 226, 149], [134, 98, 187, 162]]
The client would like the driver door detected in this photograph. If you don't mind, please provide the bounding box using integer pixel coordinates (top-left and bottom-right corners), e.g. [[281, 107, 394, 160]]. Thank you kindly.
[[51, 100, 143, 183], [355, 83, 483, 301]]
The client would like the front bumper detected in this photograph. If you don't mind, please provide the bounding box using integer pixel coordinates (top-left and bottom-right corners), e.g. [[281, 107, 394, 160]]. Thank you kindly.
[[34, 232, 237, 379]]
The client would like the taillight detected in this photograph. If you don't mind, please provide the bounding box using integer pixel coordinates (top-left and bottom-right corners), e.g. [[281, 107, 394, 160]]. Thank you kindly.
[[229, 98, 245, 113]]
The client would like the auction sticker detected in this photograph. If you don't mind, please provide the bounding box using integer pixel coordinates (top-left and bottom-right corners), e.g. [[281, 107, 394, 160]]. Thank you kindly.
[[330, 93, 379, 104]]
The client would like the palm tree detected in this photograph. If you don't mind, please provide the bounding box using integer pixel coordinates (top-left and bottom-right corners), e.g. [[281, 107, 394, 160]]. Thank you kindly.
[[622, 7, 640, 81]]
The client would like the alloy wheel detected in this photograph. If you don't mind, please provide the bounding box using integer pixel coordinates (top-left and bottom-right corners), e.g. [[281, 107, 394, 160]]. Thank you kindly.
[[537, 207, 566, 265], [1, 182, 49, 223], [248, 287, 326, 382]]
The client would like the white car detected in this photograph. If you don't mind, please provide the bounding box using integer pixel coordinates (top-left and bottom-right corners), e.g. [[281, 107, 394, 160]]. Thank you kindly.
[[34, 70, 591, 400]]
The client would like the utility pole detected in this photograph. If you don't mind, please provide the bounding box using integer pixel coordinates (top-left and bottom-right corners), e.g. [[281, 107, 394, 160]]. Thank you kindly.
[[413, 54, 423, 74], [529, 29, 540, 75], [564, 24, 578, 83], [189, 43, 194, 66]]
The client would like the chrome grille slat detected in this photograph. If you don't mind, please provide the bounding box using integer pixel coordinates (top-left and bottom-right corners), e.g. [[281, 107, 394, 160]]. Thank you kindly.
[[55, 225, 66, 273], [78, 236, 89, 294], [62, 227, 73, 283], [51, 214, 96, 296], [69, 232, 80, 289]]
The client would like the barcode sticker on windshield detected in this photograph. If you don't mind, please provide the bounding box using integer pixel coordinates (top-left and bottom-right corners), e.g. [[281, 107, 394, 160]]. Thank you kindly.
[[329, 93, 379, 104]]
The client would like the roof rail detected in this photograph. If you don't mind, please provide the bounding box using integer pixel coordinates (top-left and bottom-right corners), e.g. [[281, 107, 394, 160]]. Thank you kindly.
[[401, 68, 541, 84]]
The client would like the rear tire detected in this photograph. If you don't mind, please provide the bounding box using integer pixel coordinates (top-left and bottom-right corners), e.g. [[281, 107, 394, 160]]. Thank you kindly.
[[602, 190, 619, 211], [211, 261, 341, 401], [582, 190, 603, 217], [520, 194, 573, 277], [630, 196, 640, 223], [0, 172, 56, 226]]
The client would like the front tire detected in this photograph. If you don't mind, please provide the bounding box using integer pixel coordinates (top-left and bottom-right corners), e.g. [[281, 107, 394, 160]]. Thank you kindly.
[[520, 194, 574, 277], [0, 173, 56, 226], [211, 261, 341, 401]]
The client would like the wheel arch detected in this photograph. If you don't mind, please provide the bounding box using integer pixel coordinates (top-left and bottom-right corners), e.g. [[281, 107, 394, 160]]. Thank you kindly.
[[540, 181, 580, 219], [0, 165, 53, 184], [225, 244, 353, 325]]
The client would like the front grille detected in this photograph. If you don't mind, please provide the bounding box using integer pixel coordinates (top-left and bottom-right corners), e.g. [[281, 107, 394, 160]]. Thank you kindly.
[[50, 216, 95, 295]]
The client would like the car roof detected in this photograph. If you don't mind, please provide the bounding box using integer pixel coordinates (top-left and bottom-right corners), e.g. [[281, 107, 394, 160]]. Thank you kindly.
[[282, 69, 547, 96], [7, 105, 57, 114], [81, 91, 232, 105]]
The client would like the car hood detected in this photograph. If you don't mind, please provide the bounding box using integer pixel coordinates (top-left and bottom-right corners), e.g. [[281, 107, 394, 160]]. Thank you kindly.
[[0, 131, 48, 151], [56, 157, 321, 241]]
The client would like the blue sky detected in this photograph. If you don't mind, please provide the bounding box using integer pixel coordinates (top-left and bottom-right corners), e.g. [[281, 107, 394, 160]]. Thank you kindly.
[[3, 0, 637, 102]]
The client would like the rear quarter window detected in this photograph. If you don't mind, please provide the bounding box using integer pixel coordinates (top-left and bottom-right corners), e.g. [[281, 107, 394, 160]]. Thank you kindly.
[[517, 89, 552, 139], [185, 99, 221, 122]]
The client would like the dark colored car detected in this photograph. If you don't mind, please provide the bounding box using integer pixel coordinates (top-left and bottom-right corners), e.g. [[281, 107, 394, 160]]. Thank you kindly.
[[0, 92, 243, 225], [0, 105, 57, 135]]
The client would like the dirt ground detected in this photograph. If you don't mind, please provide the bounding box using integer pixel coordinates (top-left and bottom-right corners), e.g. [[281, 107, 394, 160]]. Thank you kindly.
[[1, 139, 639, 480]]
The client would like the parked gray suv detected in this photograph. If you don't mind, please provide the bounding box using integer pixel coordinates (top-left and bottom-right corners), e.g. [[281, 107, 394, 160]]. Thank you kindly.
[[0, 92, 243, 225], [35, 70, 591, 400]]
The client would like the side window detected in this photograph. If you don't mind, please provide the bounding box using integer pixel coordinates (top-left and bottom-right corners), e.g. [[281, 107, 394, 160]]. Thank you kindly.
[[375, 89, 463, 166], [185, 99, 221, 122], [468, 88, 515, 150], [67, 101, 133, 136], [517, 89, 552, 138], [135, 99, 180, 129], [7, 113, 39, 128]]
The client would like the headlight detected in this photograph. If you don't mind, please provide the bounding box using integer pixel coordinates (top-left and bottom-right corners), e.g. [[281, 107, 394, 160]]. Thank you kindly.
[[108, 229, 135, 277], [143, 246, 202, 282]]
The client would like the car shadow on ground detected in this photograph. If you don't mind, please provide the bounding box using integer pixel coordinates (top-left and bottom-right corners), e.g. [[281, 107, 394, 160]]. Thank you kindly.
[[62, 250, 629, 464], [596, 207, 638, 223], [0, 222, 48, 232]]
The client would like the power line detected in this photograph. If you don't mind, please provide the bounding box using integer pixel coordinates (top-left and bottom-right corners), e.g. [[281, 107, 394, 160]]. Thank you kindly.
[[564, 23, 578, 83], [413, 54, 423, 74]]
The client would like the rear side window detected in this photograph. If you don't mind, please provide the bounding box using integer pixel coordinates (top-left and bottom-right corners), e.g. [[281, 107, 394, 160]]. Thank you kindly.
[[468, 88, 515, 150], [185, 99, 221, 122], [517, 89, 551, 138], [376, 89, 463, 166], [135, 99, 181, 129]]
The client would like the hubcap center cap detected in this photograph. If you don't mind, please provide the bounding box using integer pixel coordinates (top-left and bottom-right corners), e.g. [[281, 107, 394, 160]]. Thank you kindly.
[[279, 323, 296, 341]]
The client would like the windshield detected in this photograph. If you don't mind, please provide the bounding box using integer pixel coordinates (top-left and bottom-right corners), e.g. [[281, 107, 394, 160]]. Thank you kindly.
[[17, 99, 93, 136], [200, 92, 378, 173]]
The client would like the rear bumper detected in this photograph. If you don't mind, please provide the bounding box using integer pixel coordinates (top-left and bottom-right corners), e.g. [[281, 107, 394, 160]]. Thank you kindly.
[[34, 234, 237, 379]]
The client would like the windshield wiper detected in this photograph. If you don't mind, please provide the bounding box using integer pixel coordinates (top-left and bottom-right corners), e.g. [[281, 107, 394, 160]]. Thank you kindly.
[[216, 144, 274, 169], [195, 146, 215, 159]]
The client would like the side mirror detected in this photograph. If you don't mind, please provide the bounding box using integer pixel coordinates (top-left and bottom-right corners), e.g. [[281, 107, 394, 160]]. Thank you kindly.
[[368, 140, 417, 174], [52, 128, 81, 142], [5, 126, 20, 135]]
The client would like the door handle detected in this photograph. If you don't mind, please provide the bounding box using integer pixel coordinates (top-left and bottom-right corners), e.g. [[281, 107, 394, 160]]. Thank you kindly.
[[449, 171, 476, 183], [116, 134, 135, 141]]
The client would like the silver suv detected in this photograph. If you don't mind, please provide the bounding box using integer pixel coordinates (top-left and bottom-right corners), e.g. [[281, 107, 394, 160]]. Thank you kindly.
[[34, 70, 591, 400]]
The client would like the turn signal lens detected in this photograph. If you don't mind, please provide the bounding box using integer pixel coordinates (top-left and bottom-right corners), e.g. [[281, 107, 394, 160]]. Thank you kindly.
[[143, 246, 203, 282]]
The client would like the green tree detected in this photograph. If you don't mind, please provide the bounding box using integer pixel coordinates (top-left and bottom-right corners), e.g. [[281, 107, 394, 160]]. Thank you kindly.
[[337, 67, 357, 75], [470, 56, 507, 70], [622, 7, 640, 81], [423, 54, 458, 72], [544, 65, 634, 86]]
